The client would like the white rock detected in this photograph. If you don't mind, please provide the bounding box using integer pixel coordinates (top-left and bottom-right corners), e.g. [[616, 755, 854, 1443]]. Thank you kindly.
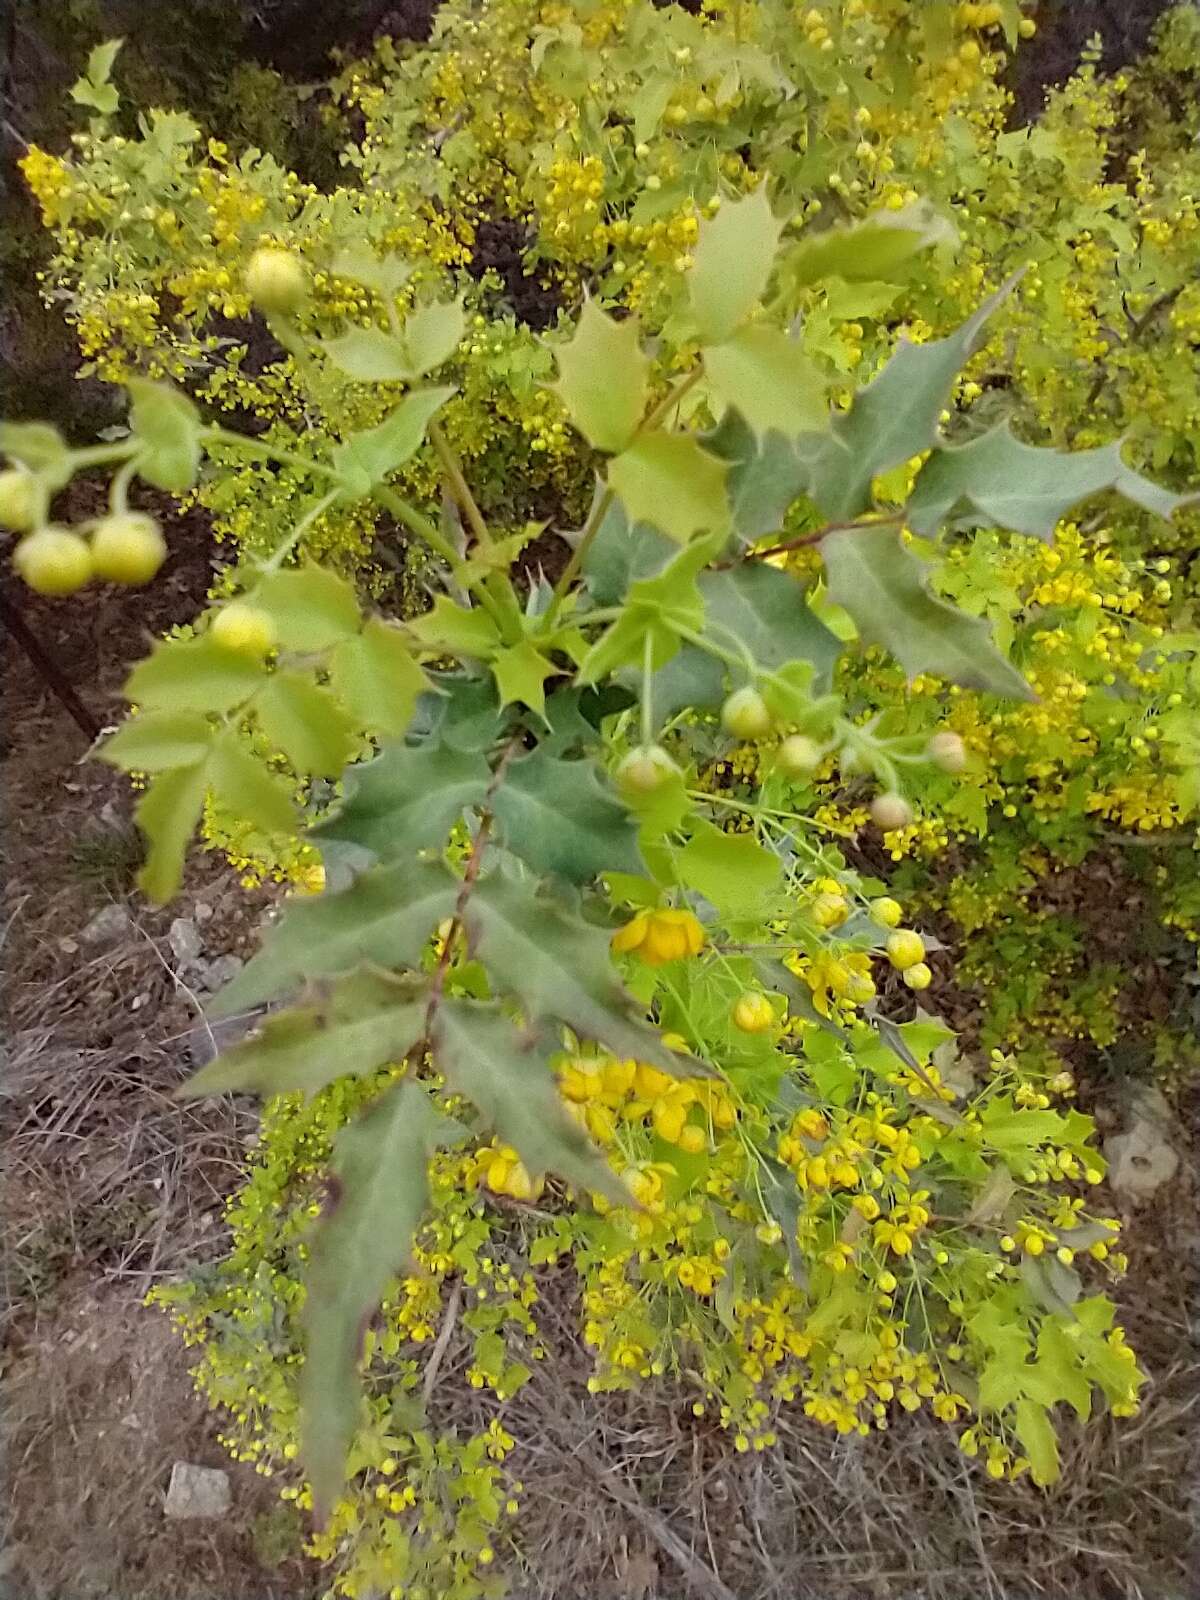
[[80, 903, 132, 945], [164, 1462, 231, 1520], [168, 917, 204, 970], [1105, 1087, 1180, 1200]]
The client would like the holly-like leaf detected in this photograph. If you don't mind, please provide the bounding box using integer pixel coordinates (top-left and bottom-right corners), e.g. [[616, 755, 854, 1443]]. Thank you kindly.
[[704, 327, 827, 438], [324, 326, 412, 383], [127, 378, 202, 493], [675, 820, 780, 927], [465, 868, 684, 1070], [403, 298, 465, 375], [788, 201, 956, 288], [821, 525, 1032, 699], [608, 433, 730, 545], [806, 279, 1018, 520], [688, 187, 784, 344], [332, 387, 455, 493], [253, 566, 361, 651], [406, 595, 501, 659], [101, 710, 213, 772], [432, 999, 628, 1203], [330, 620, 428, 737], [183, 971, 428, 1100], [134, 763, 208, 903], [255, 672, 357, 778], [906, 420, 1195, 542], [125, 636, 267, 714], [313, 740, 490, 863], [699, 563, 841, 686], [578, 535, 712, 684], [208, 731, 299, 835], [212, 857, 460, 1016], [552, 299, 650, 453], [301, 1078, 464, 1524], [491, 640, 557, 715], [579, 490, 674, 606], [701, 409, 818, 546], [491, 748, 644, 883]]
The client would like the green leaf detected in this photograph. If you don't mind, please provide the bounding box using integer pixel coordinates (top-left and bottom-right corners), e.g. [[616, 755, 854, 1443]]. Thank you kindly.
[[330, 246, 413, 298], [407, 595, 501, 659], [701, 410, 816, 545], [127, 379, 202, 492], [208, 731, 299, 835], [0, 421, 74, 490], [324, 326, 412, 383], [135, 763, 208, 903], [183, 971, 428, 1100], [552, 298, 650, 453], [403, 298, 465, 375], [465, 868, 682, 1070], [101, 710, 213, 772], [70, 39, 123, 114], [577, 536, 711, 684], [252, 566, 361, 652], [609, 433, 729, 545], [698, 564, 841, 685], [907, 420, 1196, 542], [212, 858, 460, 1016], [491, 749, 644, 884], [125, 636, 267, 714], [432, 1000, 627, 1203], [704, 327, 827, 438], [689, 187, 784, 344], [302, 1078, 463, 1523], [789, 201, 956, 288], [491, 640, 557, 715], [255, 672, 357, 778], [330, 620, 428, 737], [1014, 1397, 1060, 1487], [806, 279, 1018, 519], [1028, 1319, 1093, 1421], [579, 491, 674, 606], [820, 525, 1032, 699], [675, 820, 780, 926], [313, 741, 490, 862], [332, 388, 455, 492]]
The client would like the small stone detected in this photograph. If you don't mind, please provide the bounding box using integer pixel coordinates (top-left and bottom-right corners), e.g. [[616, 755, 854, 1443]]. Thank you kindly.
[[58, 938, 80, 955], [168, 917, 204, 970], [193, 901, 215, 925], [164, 1462, 231, 1520], [195, 953, 244, 994], [80, 903, 132, 945], [1106, 1087, 1180, 1200]]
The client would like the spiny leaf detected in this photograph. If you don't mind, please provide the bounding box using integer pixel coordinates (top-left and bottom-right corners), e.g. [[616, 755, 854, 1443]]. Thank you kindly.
[[491, 749, 644, 884], [788, 201, 956, 288], [432, 1000, 628, 1203], [608, 433, 730, 546], [820, 525, 1032, 699], [701, 409, 821, 546], [208, 731, 299, 835], [183, 971, 428, 1100], [125, 636, 267, 714], [688, 187, 784, 344], [553, 298, 650, 453], [101, 710, 213, 772], [579, 490, 674, 607], [906, 420, 1195, 541], [465, 868, 684, 1071], [330, 620, 428, 737], [806, 279, 1019, 520], [302, 1079, 464, 1524], [255, 672, 357, 778], [577, 535, 712, 684], [253, 566, 361, 651], [698, 564, 841, 686], [704, 327, 827, 438], [491, 640, 558, 715], [313, 741, 490, 863], [127, 378, 202, 493], [134, 763, 208, 903], [406, 595, 502, 659], [211, 858, 460, 1016]]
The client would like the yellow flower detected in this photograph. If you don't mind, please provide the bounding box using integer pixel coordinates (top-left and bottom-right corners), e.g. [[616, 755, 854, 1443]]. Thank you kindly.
[[611, 908, 706, 965]]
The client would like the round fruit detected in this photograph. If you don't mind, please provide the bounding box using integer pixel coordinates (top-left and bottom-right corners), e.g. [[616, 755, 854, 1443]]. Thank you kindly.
[[886, 929, 926, 971], [732, 991, 775, 1034], [0, 468, 39, 532], [721, 686, 773, 740], [244, 247, 307, 316], [616, 744, 678, 795], [13, 526, 93, 595], [869, 896, 903, 928], [777, 734, 822, 776], [902, 962, 933, 991], [90, 512, 167, 586], [870, 791, 913, 830], [210, 601, 277, 657], [927, 730, 967, 773]]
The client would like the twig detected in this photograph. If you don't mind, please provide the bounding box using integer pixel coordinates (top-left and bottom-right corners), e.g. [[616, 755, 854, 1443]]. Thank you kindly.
[[420, 1280, 462, 1407], [0, 590, 102, 740], [729, 510, 905, 567], [1074, 286, 1184, 435]]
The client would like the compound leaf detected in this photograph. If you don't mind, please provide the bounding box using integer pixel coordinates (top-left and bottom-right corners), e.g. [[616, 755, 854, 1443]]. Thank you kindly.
[[689, 187, 783, 343], [491, 748, 644, 883], [332, 387, 455, 491], [1014, 1397, 1061, 1488], [698, 563, 841, 685], [789, 201, 956, 288], [313, 740, 490, 863], [253, 566, 361, 651], [608, 433, 729, 545], [330, 620, 428, 737], [553, 298, 650, 453], [255, 671, 357, 778], [324, 326, 412, 383], [675, 820, 780, 928], [102, 710, 213, 772], [704, 326, 827, 438], [127, 378, 202, 492], [491, 640, 558, 715], [125, 636, 267, 714], [134, 762, 208, 903], [208, 731, 299, 835], [403, 297, 465, 375]]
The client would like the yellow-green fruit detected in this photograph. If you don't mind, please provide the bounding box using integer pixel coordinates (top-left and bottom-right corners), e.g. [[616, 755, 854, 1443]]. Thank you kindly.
[[927, 730, 967, 773], [721, 687, 773, 740], [777, 734, 822, 776], [211, 601, 277, 657], [732, 991, 775, 1033], [0, 469, 39, 532], [886, 929, 926, 970], [90, 512, 167, 586], [870, 791, 913, 830], [244, 247, 307, 316], [902, 962, 933, 991], [869, 896, 903, 928], [616, 744, 678, 795], [13, 526, 93, 595]]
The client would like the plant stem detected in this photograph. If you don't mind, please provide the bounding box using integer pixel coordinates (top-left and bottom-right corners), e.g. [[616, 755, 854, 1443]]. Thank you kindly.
[[732, 510, 905, 567], [371, 484, 510, 633], [428, 421, 524, 640], [262, 487, 343, 571], [201, 428, 341, 481]]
